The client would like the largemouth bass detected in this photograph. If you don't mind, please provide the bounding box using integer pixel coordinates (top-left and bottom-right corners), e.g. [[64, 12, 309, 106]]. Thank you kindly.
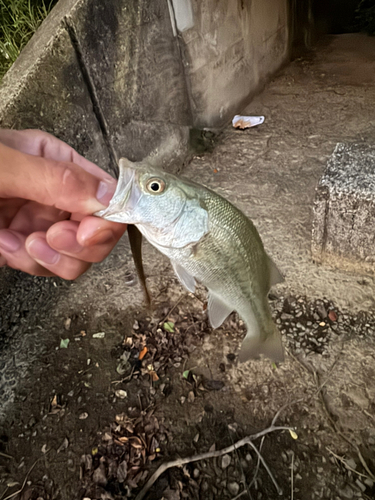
[[96, 159, 284, 362]]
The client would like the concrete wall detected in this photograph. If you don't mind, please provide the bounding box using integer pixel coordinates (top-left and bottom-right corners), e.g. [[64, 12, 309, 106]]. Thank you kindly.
[[0, 0, 192, 175], [175, 0, 290, 127], [0, 0, 292, 166]]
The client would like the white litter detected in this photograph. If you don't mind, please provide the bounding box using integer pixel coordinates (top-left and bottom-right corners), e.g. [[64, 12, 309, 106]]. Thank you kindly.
[[92, 331, 105, 339], [115, 389, 127, 399], [232, 115, 265, 129]]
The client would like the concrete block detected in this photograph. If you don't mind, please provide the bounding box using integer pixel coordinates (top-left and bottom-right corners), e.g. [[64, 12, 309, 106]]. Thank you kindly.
[[67, 0, 192, 162], [117, 121, 190, 169], [0, 3, 112, 173], [312, 143, 375, 274]]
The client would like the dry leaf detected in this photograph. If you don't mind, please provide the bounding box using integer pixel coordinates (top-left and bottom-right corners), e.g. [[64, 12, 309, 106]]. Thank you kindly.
[[328, 310, 338, 322], [117, 460, 128, 483], [289, 429, 298, 440], [139, 346, 148, 360], [92, 462, 107, 487], [129, 436, 143, 449]]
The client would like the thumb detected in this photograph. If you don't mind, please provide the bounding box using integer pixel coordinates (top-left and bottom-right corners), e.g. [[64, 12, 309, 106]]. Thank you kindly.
[[0, 143, 116, 214]]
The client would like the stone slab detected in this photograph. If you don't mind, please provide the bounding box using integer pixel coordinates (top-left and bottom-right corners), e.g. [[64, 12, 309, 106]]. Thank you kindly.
[[0, 3, 112, 173], [312, 143, 375, 274]]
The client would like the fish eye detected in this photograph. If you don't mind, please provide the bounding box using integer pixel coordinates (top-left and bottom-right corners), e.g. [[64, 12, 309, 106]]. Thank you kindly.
[[146, 178, 166, 194]]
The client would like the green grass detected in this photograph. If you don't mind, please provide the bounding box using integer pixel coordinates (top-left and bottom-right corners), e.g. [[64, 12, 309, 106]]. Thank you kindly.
[[355, 0, 375, 35], [0, 0, 57, 82]]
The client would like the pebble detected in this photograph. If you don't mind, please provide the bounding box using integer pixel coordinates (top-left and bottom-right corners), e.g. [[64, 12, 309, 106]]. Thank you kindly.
[[227, 482, 240, 496], [115, 390, 127, 399], [221, 454, 231, 469], [201, 480, 209, 491], [193, 468, 200, 479], [355, 480, 366, 492], [338, 485, 354, 499], [364, 478, 374, 488], [92, 332, 105, 339], [345, 458, 357, 470]]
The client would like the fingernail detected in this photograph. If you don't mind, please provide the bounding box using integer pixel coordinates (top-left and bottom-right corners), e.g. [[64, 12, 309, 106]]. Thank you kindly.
[[96, 179, 116, 206], [81, 229, 115, 246], [49, 229, 83, 254], [0, 231, 21, 252], [27, 238, 60, 265]]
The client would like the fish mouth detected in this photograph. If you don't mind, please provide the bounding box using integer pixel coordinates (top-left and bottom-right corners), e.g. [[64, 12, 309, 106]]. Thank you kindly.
[[95, 163, 139, 223]]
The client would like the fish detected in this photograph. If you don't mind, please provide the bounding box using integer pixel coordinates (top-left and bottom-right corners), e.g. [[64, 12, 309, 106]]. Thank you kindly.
[[96, 158, 284, 362]]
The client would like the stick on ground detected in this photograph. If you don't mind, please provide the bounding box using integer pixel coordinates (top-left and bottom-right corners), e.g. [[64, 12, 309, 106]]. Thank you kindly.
[[135, 424, 293, 500]]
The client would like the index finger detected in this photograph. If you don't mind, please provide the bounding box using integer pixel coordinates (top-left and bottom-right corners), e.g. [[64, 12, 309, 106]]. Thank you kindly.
[[0, 128, 115, 181]]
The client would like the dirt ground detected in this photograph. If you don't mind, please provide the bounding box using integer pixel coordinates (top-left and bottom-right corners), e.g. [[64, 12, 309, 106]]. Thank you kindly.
[[1, 34, 375, 500]]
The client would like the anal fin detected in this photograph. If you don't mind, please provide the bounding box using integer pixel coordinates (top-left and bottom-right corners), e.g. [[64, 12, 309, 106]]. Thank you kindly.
[[207, 291, 233, 329]]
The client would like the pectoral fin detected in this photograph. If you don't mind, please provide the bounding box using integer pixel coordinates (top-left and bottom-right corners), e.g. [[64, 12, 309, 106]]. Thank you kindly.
[[127, 224, 151, 308], [171, 260, 196, 293], [207, 292, 233, 328]]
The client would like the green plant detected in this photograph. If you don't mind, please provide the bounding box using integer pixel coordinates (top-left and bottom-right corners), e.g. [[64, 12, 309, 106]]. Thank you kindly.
[[0, 0, 57, 81], [354, 0, 375, 35]]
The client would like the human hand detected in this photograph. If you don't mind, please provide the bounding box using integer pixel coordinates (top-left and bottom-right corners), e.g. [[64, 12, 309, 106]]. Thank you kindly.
[[0, 129, 126, 279]]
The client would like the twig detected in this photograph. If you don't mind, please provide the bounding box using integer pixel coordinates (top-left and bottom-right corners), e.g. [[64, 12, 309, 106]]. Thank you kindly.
[[159, 296, 184, 325], [249, 436, 264, 489], [0, 452, 13, 460], [232, 491, 248, 500], [246, 439, 283, 495], [289, 349, 375, 481], [135, 424, 292, 500], [356, 448, 375, 482], [228, 427, 251, 499], [0, 458, 39, 500], [363, 409, 375, 423], [111, 365, 135, 385], [291, 451, 294, 500], [326, 447, 372, 481]]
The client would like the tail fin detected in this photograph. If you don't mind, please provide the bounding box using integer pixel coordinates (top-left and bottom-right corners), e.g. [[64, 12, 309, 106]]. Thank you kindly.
[[238, 323, 284, 363]]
